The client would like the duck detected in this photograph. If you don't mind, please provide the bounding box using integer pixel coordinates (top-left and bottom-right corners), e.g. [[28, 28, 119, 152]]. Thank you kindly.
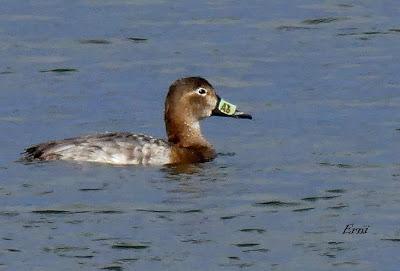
[[22, 77, 252, 165]]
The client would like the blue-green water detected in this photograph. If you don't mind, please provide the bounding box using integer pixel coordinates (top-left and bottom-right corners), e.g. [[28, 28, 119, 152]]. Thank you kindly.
[[1, 1, 399, 270]]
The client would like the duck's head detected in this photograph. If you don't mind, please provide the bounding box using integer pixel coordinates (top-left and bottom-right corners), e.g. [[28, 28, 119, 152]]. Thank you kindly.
[[164, 77, 252, 145], [165, 77, 252, 121]]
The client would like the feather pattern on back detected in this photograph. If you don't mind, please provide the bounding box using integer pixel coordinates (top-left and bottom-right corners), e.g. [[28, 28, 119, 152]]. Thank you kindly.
[[22, 132, 171, 165]]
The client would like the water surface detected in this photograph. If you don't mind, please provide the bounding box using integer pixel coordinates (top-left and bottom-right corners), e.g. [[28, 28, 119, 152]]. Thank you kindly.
[[1, 0, 399, 270]]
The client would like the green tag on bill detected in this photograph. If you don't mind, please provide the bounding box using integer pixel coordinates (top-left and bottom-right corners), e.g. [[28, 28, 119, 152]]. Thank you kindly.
[[218, 99, 237, 115]]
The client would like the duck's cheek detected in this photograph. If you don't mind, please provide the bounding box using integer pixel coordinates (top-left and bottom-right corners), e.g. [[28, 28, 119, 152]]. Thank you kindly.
[[197, 108, 212, 119], [204, 108, 213, 117], [205, 96, 218, 115], [209, 96, 218, 108]]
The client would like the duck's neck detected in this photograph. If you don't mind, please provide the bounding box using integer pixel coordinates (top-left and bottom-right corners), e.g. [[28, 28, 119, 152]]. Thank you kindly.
[[165, 114, 211, 148]]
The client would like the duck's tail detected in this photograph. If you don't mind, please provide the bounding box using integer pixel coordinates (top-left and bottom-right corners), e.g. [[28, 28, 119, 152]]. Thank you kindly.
[[20, 142, 59, 162]]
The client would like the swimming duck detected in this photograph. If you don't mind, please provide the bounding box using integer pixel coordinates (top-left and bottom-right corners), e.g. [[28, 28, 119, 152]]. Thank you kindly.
[[22, 77, 252, 165]]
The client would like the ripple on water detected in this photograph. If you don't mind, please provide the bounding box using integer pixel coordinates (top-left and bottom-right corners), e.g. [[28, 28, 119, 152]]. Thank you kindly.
[[79, 39, 112, 44], [127, 37, 148, 43], [32, 209, 73, 214], [0, 211, 19, 217], [242, 248, 269, 253], [180, 238, 211, 244], [302, 17, 347, 25], [319, 162, 354, 169], [381, 238, 400, 242], [233, 243, 260, 248], [254, 200, 301, 207], [327, 204, 348, 210], [325, 189, 346, 194], [220, 215, 238, 220], [6, 248, 21, 253], [239, 228, 266, 234], [39, 68, 78, 73], [31, 208, 123, 214], [292, 207, 315, 212], [43, 245, 92, 258], [0, 70, 13, 75], [301, 195, 341, 202], [101, 265, 123, 271], [276, 25, 314, 31], [337, 29, 396, 38], [111, 242, 150, 249]]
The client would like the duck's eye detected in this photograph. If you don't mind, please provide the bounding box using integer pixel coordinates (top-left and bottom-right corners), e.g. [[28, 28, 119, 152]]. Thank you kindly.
[[196, 87, 207, 96]]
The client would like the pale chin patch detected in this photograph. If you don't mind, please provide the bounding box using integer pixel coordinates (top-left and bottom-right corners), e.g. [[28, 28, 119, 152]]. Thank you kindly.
[[199, 96, 217, 119], [198, 109, 212, 120], [205, 97, 218, 117], [211, 97, 218, 109]]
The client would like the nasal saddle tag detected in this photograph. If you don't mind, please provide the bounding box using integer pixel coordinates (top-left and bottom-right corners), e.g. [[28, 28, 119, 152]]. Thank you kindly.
[[218, 99, 237, 115]]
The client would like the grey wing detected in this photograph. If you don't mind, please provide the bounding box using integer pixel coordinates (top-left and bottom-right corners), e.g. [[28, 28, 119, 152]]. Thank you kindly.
[[22, 132, 171, 165]]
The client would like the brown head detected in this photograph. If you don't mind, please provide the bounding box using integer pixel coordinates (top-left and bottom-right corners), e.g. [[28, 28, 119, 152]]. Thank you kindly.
[[164, 77, 252, 149]]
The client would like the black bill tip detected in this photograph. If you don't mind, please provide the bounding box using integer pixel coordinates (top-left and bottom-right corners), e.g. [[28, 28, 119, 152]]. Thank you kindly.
[[211, 96, 252, 120], [233, 111, 252, 119]]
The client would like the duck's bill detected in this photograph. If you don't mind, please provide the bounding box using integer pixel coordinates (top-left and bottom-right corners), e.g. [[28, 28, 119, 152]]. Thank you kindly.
[[211, 96, 252, 119]]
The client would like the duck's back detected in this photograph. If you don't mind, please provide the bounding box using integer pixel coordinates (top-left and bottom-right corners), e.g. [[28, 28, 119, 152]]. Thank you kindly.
[[23, 132, 171, 165]]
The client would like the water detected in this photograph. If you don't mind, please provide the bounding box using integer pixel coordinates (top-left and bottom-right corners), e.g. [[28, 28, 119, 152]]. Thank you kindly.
[[1, 0, 399, 270]]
